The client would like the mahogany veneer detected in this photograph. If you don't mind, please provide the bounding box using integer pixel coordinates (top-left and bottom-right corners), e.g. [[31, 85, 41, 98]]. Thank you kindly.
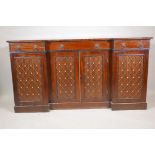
[[7, 37, 152, 112]]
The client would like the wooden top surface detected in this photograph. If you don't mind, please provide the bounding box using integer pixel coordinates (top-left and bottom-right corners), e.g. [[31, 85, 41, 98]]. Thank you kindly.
[[7, 37, 153, 43]]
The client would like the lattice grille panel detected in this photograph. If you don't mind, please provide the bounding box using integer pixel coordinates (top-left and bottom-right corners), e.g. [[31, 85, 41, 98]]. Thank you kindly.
[[118, 55, 144, 98], [14, 57, 43, 102], [56, 56, 75, 99], [84, 56, 103, 98]]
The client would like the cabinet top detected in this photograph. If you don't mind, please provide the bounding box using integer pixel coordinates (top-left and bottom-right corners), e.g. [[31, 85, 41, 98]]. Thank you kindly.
[[7, 37, 153, 43]]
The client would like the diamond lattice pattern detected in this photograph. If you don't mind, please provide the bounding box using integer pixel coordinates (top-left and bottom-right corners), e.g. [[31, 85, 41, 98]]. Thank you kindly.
[[118, 55, 144, 98], [14, 57, 43, 102], [56, 56, 75, 99], [84, 56, 103, 98]]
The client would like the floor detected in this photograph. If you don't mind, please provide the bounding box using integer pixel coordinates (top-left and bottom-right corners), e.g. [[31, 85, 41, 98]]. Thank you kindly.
[[0, 94, 155, 129]]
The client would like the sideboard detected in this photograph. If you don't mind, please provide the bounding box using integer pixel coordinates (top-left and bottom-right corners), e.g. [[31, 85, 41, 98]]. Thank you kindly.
[[7, 37, 152, 112]]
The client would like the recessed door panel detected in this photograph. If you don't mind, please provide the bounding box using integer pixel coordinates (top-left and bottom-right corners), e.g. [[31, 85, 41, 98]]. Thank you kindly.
[[50, 51, 80, 102], [11, 53, 48, 106], [80, 51, 109, 102], [112, 50, 148, 103]]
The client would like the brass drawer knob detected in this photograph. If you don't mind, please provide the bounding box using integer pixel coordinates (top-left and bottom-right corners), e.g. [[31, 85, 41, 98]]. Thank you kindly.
[[33, 44, 38, 51], [16, 45, 21, 51], [95, 43, 100, 49], [139, 41, 143, 48], [121, 42, 126, 48], [59, 44, 64, 50]]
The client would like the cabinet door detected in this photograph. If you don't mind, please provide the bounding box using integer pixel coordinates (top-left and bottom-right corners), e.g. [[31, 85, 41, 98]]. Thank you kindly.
[[11, 53, 48, 106], [112, 50, 148, 103], [50, 51, 80, 102], [80, 51, 109, 102]]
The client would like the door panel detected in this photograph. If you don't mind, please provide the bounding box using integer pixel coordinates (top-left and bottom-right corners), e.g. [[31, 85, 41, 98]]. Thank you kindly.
[[50, 51, 80, 102], [11, 53, 48, 106], [80, 51, 109, 102], [112, 50, 148, 103]]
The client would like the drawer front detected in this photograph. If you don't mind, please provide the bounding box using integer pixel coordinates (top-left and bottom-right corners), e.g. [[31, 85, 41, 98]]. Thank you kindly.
[[114, 40, 150, 50], [9, 42, 45, 52], [47, 40, 111, 51]]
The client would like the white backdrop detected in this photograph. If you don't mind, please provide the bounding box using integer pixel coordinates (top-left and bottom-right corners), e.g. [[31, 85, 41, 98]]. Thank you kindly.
[[0, 26, 155, 128]]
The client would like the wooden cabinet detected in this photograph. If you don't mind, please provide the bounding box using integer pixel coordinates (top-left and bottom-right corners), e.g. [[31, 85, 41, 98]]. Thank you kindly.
[[7, 38, 152, 112], [110, 39, 150, 110]]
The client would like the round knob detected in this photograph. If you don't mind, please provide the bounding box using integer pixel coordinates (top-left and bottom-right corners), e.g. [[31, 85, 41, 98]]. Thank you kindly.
[[138, 41, 143, 48], [33, 44, 38, 51], [59, 44, 64, 50], [16, 45, 21, 51], [121, 42, 126, 48], [95, 43, 100, 49]]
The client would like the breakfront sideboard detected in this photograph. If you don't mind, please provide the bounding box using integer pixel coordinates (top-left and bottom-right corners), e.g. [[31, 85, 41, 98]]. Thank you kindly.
[[7, 37, 152, 112]]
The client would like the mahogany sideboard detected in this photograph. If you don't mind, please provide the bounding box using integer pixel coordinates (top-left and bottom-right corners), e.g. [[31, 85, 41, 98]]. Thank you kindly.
[[7, 37, 152, 112]]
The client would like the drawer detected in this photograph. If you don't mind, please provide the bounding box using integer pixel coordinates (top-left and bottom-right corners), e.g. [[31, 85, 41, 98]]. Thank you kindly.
[[9, 42, 45, 52], [47, 40, 111, 51], [114, 40, 150, 50]]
